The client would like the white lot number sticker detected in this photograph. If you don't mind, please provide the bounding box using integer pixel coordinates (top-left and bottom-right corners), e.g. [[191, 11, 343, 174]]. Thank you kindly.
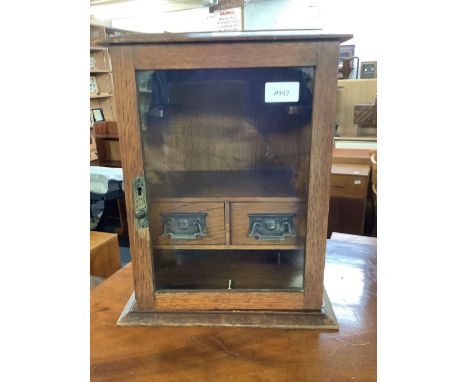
[[265, 82, 300, 103]]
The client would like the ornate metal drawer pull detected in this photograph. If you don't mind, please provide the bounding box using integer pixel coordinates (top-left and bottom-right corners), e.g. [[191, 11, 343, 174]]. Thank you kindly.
[[160, 213, 207, 240], [248, 213, 296, 241]]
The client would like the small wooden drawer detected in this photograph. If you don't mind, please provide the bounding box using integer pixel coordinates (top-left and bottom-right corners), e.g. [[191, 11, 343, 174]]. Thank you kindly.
[[150, 202, 225, 245], [330, 174, 368, 199], [230, 202, 306, 246]]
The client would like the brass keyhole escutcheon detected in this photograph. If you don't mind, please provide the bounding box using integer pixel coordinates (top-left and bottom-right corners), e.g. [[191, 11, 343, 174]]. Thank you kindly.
[[132, 177, 149, 228]]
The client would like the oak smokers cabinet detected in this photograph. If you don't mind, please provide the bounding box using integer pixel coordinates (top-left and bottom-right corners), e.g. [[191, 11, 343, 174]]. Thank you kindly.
[[104, 31, 352, 329]]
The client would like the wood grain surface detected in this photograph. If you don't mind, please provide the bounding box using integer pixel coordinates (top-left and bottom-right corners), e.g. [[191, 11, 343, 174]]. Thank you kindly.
[[336, 79, 377, 137], [154, 291, 304, 311], [110, 45, 155, 309], [328, 166, 371, 236], [149, 202, 226, 245], [134, 42, 321, 70], [230, 202, 306, 245], [101, 30, 352, 45], [90, 231, 121, 278], [304, 42, 340, 309], [354, 104, 377, 125], [110, 37, 343, 312], [91, 238, 377, 382], [153, 244, 301, 250], [332, 147, 373, 165], [330, 173, 368, 199]]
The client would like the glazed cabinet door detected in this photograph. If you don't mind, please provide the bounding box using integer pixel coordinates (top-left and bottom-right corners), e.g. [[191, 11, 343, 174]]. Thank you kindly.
[[111, 41, 339, 311]]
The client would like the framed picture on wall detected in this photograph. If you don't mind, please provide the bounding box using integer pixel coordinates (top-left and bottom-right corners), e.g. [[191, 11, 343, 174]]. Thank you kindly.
[[338, 45, 356, 79], [92, 108, 105, 122], [360, 61, 377, 79], [339, 45, 355, 61], [90, 76, 99, 94]]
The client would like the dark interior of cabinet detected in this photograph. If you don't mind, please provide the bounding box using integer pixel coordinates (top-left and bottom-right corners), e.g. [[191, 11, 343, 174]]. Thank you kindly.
[[137, 67, 314, 200], [148, 169, 301, 199], [138, 67, 315, 292], [153, 249, 304, 291]]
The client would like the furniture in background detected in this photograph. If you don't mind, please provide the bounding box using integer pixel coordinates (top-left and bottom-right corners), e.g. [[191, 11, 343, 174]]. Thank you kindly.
[[328, 163, 371, 237], [90, 24, 132, 165], [90, 166, 128, 236], [354, 96, 377, 137], [103, 30, 351, 328], [90, 127, 98, 162], [333, 147, 374, 165], [334, 136, 377, 151], [336, 79, 377, 137], [90, 231, 121, 278], [91, 234, 376, 381], [340, 56, 360, 79], [338, 44, 355, 79], [360, 61, 377, 79], [93, 121, 121, 167]]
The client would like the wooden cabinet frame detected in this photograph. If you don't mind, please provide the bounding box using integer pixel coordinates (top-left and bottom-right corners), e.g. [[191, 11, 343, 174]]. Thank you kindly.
[[107, 32, 350, 319]]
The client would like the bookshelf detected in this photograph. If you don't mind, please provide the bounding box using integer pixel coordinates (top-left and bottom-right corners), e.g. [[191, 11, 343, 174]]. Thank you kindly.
[[90, 23, 133, 165]]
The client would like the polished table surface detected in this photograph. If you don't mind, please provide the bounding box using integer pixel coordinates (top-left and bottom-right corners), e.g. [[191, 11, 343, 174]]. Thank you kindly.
[[91, 234, 377, 381]]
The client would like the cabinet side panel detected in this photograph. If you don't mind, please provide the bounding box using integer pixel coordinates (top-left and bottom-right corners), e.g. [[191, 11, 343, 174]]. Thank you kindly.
[[110, 46, 155, 309], [304, 42, 340, 309]]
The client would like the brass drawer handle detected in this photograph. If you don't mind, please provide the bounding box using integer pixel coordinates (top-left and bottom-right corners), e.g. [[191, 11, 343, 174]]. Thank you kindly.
[[161, 213, 207, 240], [248, 213, 296, 241]]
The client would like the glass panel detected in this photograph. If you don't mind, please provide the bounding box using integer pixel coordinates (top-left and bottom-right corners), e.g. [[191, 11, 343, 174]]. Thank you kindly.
[[136, 67, 314, 292], [154, 250, 304, 290]]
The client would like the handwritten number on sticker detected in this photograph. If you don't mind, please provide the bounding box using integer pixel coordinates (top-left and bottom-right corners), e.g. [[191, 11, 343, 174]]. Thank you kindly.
[[274, 90, 290, 96]]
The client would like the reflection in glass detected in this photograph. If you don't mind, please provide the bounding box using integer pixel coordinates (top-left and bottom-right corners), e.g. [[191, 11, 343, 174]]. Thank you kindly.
[[136, 67, 315, 292], [154, 249, 304, 291]]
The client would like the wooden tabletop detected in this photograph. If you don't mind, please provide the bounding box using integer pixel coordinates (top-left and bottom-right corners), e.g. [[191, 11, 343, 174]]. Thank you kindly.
[[91, 235, 377, 381]]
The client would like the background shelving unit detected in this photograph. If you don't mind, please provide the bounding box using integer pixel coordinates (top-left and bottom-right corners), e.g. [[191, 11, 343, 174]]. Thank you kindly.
[[90, 23, 133, 166]]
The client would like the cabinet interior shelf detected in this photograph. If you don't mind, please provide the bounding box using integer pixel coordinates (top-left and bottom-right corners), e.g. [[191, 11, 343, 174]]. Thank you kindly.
[[154, 249, 304, 290], [154, 244, 302, 250], [148, 170, 306, 200], [91, 93, 112, 99], [90, 46, 107, 52]]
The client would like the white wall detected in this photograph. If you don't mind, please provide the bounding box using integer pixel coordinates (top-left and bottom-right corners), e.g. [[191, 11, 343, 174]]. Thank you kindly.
[[90, 0, 215, 33], [319, 0, 379, 63], [90, 0, 378, 64], [244, 0, 378, 63], [244, 0, 322, 30]]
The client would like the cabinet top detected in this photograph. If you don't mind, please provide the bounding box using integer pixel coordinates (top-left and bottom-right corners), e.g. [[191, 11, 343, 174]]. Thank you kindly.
[[100, 30, 352, 46]]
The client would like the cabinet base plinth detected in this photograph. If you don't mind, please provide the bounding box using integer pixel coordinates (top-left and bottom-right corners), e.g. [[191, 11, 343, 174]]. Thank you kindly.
[[117, 290, 338, 330]]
